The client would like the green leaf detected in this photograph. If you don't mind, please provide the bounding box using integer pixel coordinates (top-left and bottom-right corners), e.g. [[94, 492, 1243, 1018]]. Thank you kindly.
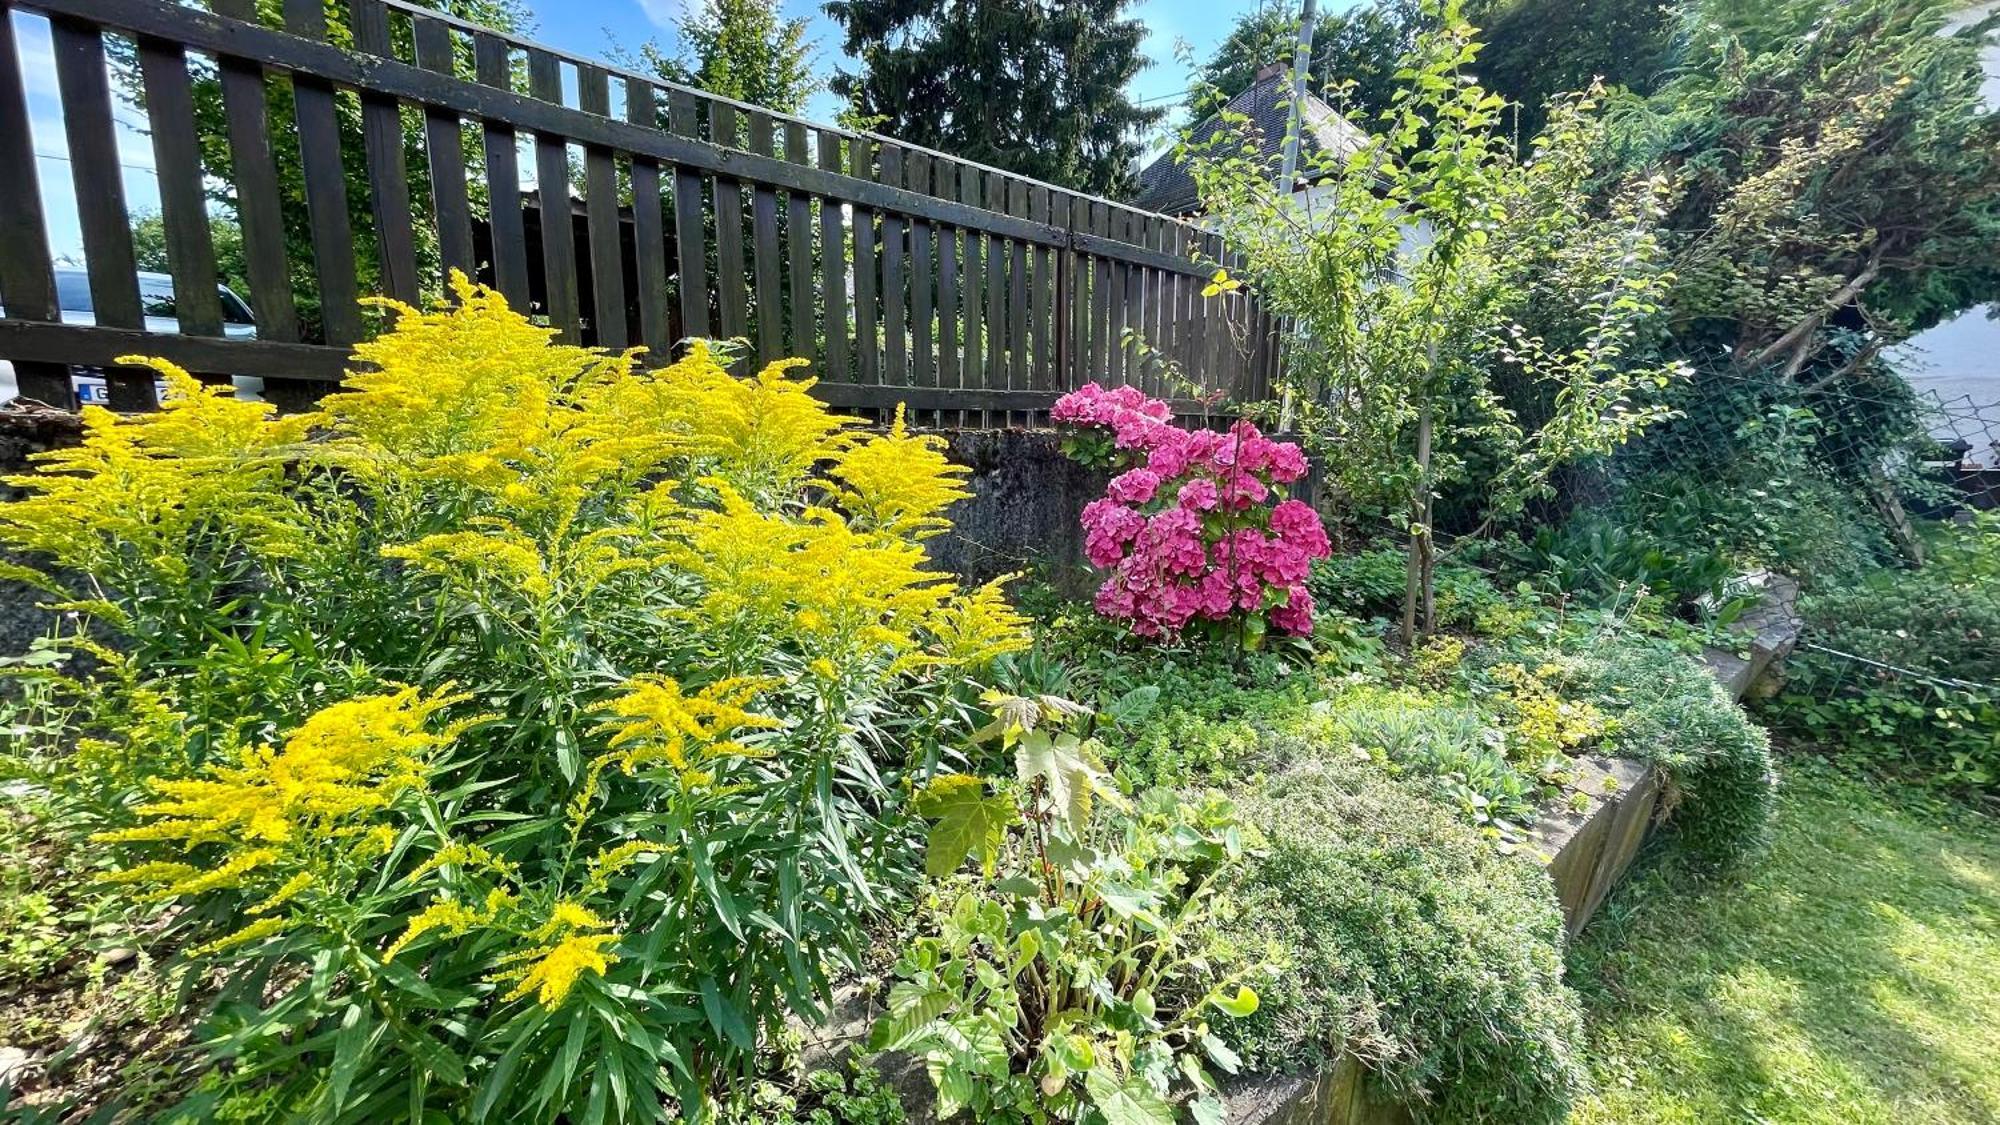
[[1200, 1033, 1242, 1075], [1014, 729, 1122, 836], [1210, 984, 1260, 1018], [1084, 1069, 1178, 1125], [698, 977, 754, 1052], [869, 981, 953, 1052], [327, 1002, 369, 1113], [914, 774, 1018, 877], [1101, 685, 1160, 728]]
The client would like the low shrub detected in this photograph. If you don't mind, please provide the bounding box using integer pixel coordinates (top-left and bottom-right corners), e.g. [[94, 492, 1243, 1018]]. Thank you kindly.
[[1223, 755, 1587, 1125], [1507, 509, 1744, 614], [1760, 515, 2000, 792], [1309, 683, 1539, 837], [1311, 547, 1510, 633], [0, 279, 1029, 1120], [1029, 610, 1329, 788]]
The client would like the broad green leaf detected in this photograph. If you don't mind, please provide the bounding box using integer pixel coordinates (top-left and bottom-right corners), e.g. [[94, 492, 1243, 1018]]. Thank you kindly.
[[1014, 730, 1123, 835], [927, 1054, 977, 1119], [914, 774, 1018, 876], [1101, 685, 1161, 728], [1084, 1069, 1178, 1125], [1200, 1032, 1243, 1075], [869, 981, 953, 1052]]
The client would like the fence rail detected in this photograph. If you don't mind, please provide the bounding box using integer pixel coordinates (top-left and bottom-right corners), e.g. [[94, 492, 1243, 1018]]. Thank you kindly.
[[0, 0, 1283, 423]]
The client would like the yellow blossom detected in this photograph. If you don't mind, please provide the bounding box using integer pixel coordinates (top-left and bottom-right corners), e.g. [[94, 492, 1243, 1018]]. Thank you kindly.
[[531, 900, 610, 940], [384, 520, 553, 600], [249, 872, 315, 915], [489, 899, 622, 1008], [626, 344, 854, 497], [385, 896, 493, 961], [192, 915, 290, 957], [408, 841, 519, 882], [97, 688, 468, 848], [0, 358, 308, 586], [659, 480, 955, 662], [825, 406, 971, 539], [584, 841, 660, 895], [494, 932, 620, 1009], [95, 688, 476, 956], [926, 577, 1031, 669], [594, 675, 781, 786]]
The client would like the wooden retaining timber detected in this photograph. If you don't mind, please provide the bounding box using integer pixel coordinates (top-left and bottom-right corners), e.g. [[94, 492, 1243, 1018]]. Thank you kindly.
[[0, 0, 1285, 422]]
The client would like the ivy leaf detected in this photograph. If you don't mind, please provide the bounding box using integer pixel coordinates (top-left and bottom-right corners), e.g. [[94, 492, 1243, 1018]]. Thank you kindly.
[[914, 775, 1018, 877], [1084, 1069, 1178, 1125]]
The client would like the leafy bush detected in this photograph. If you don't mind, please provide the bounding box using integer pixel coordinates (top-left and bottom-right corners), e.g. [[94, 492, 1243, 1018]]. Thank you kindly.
[[1509, 509, 1745, 615], [1224, 755, 1587, 1125], [1761, 516, 2000, 792], [1019, 605, 1335, 789], [1051, 383, 1330, 641], [1311, 548, 1509, 632], [873, 699, 1275, 1124], [1608, 380, 1902, 585], [0, 279, 1029, 1120]]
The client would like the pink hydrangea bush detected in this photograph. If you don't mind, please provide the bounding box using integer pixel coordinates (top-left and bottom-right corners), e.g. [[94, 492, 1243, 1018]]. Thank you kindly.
[[1053, 383, 1329, 640]]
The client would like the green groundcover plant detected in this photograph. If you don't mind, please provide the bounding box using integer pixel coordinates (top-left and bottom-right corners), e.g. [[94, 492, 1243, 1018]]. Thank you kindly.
[[0, 279, 1033, 1121], [1223, 753, 1587, 1125], [1760, 514, 2000, 793]]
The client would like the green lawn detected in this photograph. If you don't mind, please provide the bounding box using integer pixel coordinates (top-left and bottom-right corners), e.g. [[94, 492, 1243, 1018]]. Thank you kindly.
[[1568, 760, 2000, 1124]]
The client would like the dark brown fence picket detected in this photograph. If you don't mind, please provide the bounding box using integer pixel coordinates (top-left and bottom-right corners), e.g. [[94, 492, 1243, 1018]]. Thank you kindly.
[[0, 0, 1278, 419]]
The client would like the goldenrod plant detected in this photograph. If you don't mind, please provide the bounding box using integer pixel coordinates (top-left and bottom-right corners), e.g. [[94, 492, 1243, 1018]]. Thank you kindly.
[[0, 275, 1028, 1121]]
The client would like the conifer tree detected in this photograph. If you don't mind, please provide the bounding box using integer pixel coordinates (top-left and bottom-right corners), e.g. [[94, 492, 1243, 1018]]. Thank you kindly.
[[823, 0, 1164, 198]]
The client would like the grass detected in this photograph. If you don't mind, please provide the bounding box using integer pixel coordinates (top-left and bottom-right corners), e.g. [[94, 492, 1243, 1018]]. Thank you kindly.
[[1568, 759, 2000, 1124]]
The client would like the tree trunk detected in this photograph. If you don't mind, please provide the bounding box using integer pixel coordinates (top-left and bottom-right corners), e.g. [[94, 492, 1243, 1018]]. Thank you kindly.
[[1742, 246, 1884, 375], [1401, 393, 1435, 648]]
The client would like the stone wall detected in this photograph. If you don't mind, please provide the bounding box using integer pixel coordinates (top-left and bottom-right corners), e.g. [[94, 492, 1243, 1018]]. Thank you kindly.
[[924, 428, 1106, 594], [0, 407, 83, 657]]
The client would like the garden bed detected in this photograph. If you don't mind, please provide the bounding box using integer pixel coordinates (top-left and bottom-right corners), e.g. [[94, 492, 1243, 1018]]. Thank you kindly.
[[0, 314, 1792, 1124], [1218, 586, 1798, 1125]]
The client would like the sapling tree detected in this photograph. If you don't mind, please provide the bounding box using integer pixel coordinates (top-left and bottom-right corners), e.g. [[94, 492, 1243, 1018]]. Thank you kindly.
[[1187, 0, 1684, 644]]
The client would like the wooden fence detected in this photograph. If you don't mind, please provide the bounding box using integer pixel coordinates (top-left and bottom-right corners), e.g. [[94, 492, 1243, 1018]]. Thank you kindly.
[[0, 0, 1284, 423]]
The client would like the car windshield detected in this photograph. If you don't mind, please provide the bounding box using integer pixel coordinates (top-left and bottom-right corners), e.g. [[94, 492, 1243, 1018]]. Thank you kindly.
[[53, 269, 255, 326]]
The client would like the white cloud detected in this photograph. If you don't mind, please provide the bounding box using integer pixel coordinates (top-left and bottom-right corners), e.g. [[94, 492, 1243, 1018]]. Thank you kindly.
[[629, 0, 688, 33]]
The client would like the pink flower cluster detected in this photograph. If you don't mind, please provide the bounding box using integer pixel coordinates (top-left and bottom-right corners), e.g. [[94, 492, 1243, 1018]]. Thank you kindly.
[[1056, 383, 1330, 639]]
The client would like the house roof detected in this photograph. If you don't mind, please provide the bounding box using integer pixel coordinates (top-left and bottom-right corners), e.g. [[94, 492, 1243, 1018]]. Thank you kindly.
[[1135, 70, 1368, 217]]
